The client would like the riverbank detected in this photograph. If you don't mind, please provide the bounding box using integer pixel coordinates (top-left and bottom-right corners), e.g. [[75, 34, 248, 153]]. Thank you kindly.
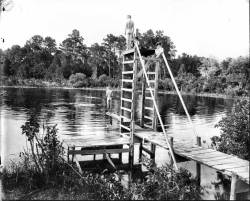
[[1, 84, 247, 100]]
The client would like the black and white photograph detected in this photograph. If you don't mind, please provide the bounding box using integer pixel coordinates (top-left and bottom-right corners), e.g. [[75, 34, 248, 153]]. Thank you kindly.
[[0, 0, 249, 200]]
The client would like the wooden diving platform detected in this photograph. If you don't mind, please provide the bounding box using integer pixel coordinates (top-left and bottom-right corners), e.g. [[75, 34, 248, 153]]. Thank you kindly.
[[106, 112, 250, 185]]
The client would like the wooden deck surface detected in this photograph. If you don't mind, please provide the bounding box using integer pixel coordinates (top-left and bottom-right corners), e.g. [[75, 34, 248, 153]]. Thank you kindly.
[[106, 112, 249, 184], [63, 134, 130, 148], [135, 129, 249, 184]]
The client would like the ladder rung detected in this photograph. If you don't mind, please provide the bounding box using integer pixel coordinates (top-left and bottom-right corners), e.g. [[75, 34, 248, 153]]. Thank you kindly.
[[145, 97, 153, 100], [144, 124, 153, 129], [121, 98, 132, 102], [120, 115, 130, 122], [121, 107, 131, 112], [122, 71, 133, 74], [144, 115, 153, 120], [123, 60, 134, 64], [146, 88, 155, 91], [122, 88, 133, 92], [147, 72, 156, 75], [120, 124, 131, 131], [145, 107, 154, 111], [122, 79, 133, 83], [148, 80, 155, 83]]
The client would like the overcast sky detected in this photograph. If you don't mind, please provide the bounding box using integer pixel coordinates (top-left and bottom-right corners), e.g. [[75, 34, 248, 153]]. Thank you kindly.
[[0, 0, 249, 60]]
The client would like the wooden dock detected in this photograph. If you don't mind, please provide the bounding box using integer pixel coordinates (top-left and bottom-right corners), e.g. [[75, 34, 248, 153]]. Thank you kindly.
[[135, 129, 249, 184], [106, 112, 249, 185], [63, 47, 249, 199]]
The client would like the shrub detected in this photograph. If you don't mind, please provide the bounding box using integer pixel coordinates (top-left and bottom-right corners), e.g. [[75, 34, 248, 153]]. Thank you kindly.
[[211, 99, 250, 160], [98, 74, 109, 86], [129, 157, 202, 200], [69, 73, 87, 88]]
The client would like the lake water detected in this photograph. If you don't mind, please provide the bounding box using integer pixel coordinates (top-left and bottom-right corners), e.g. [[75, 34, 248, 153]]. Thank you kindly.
[[0, 87, 236, 199]]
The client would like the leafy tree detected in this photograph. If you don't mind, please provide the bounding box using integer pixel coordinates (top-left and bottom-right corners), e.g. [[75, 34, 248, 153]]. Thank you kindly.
[[88, 43, 109, 78], [43, 36, 57, 54], [102, 34, 125, 78], [137, 29, 176, 60], [26, 35, 44, 51], [60, 29, 90, 77], [3, 45, 26, 76], [198, 57, 220, 79], [225, 56, 249, 95], [60, 29, 87, 62], [211, 99, 250, 160]]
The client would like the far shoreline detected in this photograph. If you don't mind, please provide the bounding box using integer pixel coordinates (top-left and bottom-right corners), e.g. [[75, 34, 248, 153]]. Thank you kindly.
[[1, 85, 247, 100]]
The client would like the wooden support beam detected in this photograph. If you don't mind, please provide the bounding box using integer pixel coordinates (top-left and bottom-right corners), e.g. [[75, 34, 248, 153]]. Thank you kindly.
[[72, 146, 75, 163], [153, 61, 159, 131], [140, 74, 146, 127], [230, 174, 238, 200], [151, 144, 156, 163], [68, 148, 129, 155], [139, 142, 143, 162], [74, 156, 83, 174], [129, 121, 135, 167], [142, 145, 154, 156], [105, 153, 116, 169], [170, 137, 174, 167], [67, 146, 70, 162], [119, 153, 122, 163], [196, 136, 201, 185]]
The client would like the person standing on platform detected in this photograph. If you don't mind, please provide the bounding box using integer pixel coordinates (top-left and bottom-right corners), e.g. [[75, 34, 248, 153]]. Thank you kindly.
[[106, 85, 113, 110], [125, 15, 134, 50]]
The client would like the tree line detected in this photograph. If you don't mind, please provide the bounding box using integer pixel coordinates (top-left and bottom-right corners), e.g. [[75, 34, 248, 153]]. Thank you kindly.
[[0, 29, 249, 96]]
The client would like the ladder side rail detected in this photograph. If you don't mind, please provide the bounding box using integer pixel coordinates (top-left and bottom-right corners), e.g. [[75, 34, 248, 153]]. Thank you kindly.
[[120, 55, 126, 129], [140, 71, 146, 127], [134, 42, 178, 171], [152, 61, 160, 131], [161, 53, 199, 138], [129, 51, 137, 166]]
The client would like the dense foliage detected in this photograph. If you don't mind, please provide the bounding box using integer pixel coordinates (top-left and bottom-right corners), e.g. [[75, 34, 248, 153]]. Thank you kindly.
[[0, 29, 249, 96], [211, 99, 250, 160]]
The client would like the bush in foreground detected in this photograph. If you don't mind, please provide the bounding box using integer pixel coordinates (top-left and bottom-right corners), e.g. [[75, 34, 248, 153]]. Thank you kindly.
[[211, 99, 250, 160]]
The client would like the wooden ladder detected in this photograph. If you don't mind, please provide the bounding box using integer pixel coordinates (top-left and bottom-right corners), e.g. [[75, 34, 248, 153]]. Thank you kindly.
[[120, 48, 138, 165], [140, 60, 160, 130]]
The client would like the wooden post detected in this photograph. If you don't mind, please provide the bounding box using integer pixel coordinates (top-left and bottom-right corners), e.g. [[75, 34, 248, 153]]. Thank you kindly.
[[109, 115, 112, 125], [67, 146, 70, 162], [119, 145, 123, 163], [196, 136, 201, 185], [230, 174, 238, 200], [129, 51, 137, 167], [153, 61, 160, 130], [119, 153, 122, 163], [71, 146, 75, 163], [170, 137, 174, 167], [129, 121, 135, 167], [139, 142, 143, 162], [150, 143, 156, 164], [140, 73, 146, 127]]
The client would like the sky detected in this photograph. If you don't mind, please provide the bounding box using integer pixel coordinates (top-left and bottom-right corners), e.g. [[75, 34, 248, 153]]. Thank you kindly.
[[0, 0, 249, 60]]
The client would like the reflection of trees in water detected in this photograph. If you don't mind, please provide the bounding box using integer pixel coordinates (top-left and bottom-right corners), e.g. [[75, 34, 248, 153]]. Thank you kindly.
[[3, 88, 56, 112], [158, 94, 197, 116]]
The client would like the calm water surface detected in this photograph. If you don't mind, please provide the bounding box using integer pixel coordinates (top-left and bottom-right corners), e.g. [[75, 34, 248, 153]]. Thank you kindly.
[[0, 87, 235, 199]]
